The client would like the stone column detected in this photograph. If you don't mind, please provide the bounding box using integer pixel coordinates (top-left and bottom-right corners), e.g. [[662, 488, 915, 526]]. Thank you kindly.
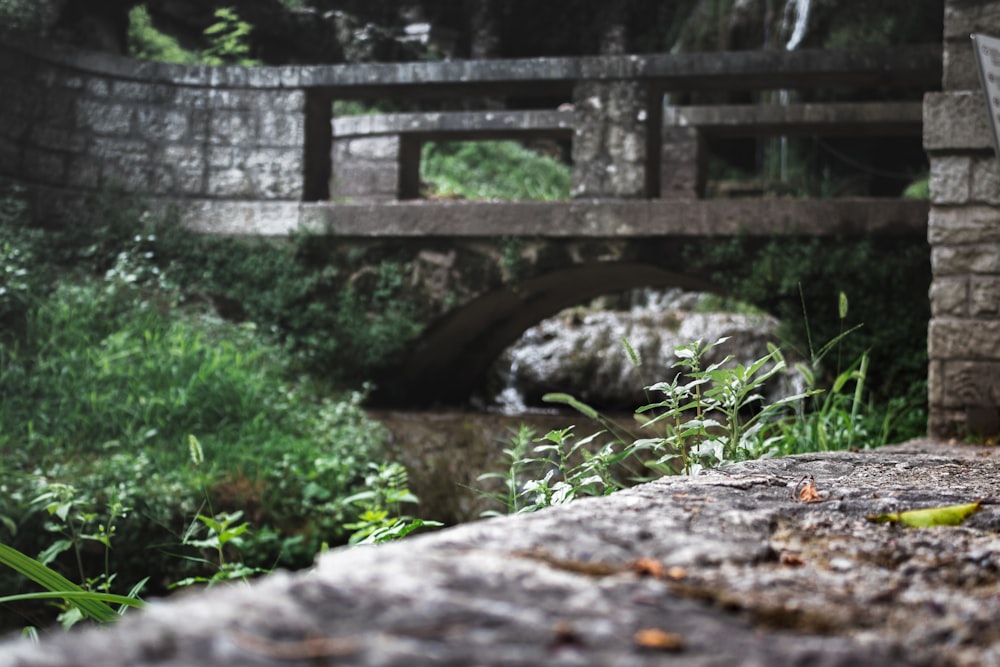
[[660, 125, 704, 199], [925, 0, 1000, 437], [571, 81, 648, 198]]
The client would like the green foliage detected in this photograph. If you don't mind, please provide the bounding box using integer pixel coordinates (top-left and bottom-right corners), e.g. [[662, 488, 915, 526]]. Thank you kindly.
[[127, 5, 202, 64], [903, 176, 930, 200], [341, 463, 442, 545], [201, 7, 257, 66], [635, 337, 814, 474], [684, 235, 928, 443], [0, 186, 412, 630], [0, 543, 143, 630], [421, 141, 571, 201], [477, 425, 642, 515], [480, 315, 900, 514], [0, 0, 49, 33], [128, 4, 259, 66]]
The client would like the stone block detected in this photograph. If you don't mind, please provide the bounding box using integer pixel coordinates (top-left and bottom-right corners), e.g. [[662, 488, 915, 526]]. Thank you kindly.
[[84, 77, 110, 97], [940, 359, 1000, 407], [209, 112, 256, 146], [928, 358, 943, 407], [924, 91, 993, 152], [244, 148, 303, 199], [928, 406, 964, 437], [135, 108, 189, 143], [945, 2, 1000, 40], [258, 109, 305, 146], [343, 137, 400, 161], [174, 89, 211, 110], [207, 89, 258, 111], [971, 276, 1000, 315], [330, 160, 399, 199], [188, 109, 211, 143], [930, 156, 971, 204], [208, 145, 238, 168], [101, 154, 152, 191], [930, 276, 969, 317], [929, 318, 1000, 359], [39, 91, 75, 128], [207, 167, 254, 198], [28, 126, 87, 153], [22, 147, 66, 184], [66, 154, 100, 189], [269, 90, 306, 113], [91, 136, 148, 159], [928, 205, 1000, 244], [932, 243, 1000, 275], [161, 145, 206, 195], [970, 156, 1000, 203], [109, 81, 157, 102], [76, 99, 133, 136], [944, 41, 977, 91]]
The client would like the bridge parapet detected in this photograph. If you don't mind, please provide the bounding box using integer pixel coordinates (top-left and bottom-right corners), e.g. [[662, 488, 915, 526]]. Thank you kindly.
[[0, 28, 940, 225]]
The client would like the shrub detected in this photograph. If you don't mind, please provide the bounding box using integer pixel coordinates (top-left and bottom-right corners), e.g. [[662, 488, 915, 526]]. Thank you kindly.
[[0, 187, 405, 630], [421, 140, 571, 201]]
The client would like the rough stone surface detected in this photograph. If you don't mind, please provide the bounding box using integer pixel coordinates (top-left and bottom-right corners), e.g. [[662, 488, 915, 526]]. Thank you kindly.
[[924, 91, 992, 152], [926, 0, 1000, 437], [497, 301, 804, 410], [4, 440, 1000, 666]]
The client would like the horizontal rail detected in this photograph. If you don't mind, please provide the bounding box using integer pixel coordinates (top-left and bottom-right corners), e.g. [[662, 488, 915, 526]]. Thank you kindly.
[[663, 101, 924, 137], [2, 31, 939, 96], [170, 198, 928, 238], [332, 109, 574, 142]]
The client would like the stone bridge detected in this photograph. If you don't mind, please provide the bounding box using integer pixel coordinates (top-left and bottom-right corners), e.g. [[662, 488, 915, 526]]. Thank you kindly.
[[1, 27, 997, 433]]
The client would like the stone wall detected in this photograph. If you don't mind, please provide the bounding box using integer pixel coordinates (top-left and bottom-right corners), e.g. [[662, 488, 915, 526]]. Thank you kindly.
[[0, 31, 305, 206], [926, 0, 1000, 436]]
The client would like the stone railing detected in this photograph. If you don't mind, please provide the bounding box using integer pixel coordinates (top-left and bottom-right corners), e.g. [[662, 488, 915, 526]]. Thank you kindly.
[[0, 29, 940, 211]]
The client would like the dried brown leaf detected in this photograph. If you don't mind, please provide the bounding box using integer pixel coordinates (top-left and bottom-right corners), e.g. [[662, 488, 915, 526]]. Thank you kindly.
[[634, 628, 685, 652]]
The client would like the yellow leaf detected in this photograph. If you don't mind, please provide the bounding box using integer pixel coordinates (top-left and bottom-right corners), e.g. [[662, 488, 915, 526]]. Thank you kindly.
[[867, 502, 981, 528]]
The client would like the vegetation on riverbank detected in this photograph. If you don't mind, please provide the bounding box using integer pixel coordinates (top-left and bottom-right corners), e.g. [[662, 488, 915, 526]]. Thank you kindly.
[[0, 183, 426, 631]]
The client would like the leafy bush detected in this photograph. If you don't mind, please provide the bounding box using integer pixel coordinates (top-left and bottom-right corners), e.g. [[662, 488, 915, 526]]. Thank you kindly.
[[128, 5, 259, 66], [421, 140, 571, 201], [0, 186, 416, 630], [684, 235, 929, 443]]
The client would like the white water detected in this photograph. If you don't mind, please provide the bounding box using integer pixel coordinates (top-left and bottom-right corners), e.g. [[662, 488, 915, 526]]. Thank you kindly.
[[783, 0, 812, 51], [777, 0, 812, 182]]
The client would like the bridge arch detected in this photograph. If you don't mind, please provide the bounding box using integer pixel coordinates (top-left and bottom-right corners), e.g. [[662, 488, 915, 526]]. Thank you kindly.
[[376, 258, 720, 407]]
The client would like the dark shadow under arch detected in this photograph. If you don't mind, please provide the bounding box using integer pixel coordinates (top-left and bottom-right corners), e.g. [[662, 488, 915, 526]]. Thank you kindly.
[[374, 261, 721, 407]]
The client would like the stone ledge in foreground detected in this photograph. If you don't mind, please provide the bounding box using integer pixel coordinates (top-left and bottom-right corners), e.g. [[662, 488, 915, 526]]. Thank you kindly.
[[1, 438, 998, 666]]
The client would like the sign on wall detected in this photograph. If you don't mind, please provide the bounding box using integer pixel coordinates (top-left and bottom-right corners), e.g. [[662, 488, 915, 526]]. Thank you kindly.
[[973, 33, 1000, 166]]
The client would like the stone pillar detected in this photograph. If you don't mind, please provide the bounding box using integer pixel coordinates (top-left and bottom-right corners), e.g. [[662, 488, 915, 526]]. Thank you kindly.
[[925, 0, 1000, 437], [329, 114, 403, 202], [571, 81, 648, 198], [660, 125, 704, 199]]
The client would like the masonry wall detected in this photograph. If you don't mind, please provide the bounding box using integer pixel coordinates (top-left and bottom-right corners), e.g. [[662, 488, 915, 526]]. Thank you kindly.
[[0, 32, 305, 205], [926, 0, 1000, 436]]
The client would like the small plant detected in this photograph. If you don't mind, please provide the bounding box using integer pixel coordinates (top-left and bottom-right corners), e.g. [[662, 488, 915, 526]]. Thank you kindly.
[[341, 463, 441, 545], [421, 140, 571, 201], [476, 424, 646, 516], [201, 7, 257, 66]]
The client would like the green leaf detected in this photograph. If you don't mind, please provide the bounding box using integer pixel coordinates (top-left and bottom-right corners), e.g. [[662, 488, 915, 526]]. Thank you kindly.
[[0, 543, 119, 623], [867, 501, 981, 527], [542, 393, 599, 420]]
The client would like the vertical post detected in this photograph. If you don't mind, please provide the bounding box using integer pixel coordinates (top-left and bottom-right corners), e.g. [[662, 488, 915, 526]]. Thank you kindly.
[[398, 135, 422, 200], [571, 80, 648, 198], [660, 122, 705, 199], [303, 89, 331, 201]]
